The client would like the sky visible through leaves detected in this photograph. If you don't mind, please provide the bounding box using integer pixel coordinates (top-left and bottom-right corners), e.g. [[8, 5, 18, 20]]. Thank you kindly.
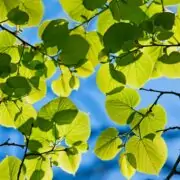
[[0, 0, 180, 179]]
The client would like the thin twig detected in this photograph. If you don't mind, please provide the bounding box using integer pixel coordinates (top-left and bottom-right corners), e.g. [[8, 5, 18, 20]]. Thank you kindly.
[[0, 138, 25, 149], [25, 148, 65, 157], [140, 88, 180, 98], [17, 124, 33, 180], [70, 7, 108, 31], [157, 126, 180, 133], [166, 154, 180, 180]]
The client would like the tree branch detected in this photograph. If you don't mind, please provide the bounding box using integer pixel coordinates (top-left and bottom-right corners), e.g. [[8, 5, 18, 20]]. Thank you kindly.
[[17, 124, 33, 180], [0, 24, 36, 50], [0, 138, 25, 149], [140, 88, 180, 98], [70, 7, 109, 31], [25, 148, 65, 157], [166, 154, 180, 180], [120, 92, 163, 138], [157, 126, 180, 133]]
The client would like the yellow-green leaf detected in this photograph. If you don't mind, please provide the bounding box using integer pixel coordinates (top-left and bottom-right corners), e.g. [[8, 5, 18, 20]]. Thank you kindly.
[[0, 156, 23, 180], [94, 128, 122, 160], [60, 0, 95, 22], [56, 149, 81, 175], [24, 156, 53, 180], [126, 136, 168, 175], [106, 88, 140, 125], [58, 111, 91, 145], [131, 105, 167, 137], [119, 153, 136, 180], [96, 64, 124, 94]]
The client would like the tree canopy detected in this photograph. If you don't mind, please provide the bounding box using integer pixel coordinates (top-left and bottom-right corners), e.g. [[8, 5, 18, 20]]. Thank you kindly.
[[0, 0, 180, 179]]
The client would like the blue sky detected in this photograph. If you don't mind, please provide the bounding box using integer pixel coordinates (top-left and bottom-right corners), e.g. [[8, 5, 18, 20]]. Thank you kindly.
[[0, 0, 180, 179]]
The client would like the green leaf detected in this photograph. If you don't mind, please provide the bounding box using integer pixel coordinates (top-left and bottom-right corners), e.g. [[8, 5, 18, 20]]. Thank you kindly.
[[97, 9, 116, 35], [83, 0, 107, 10], [40, 19, 69, 51], [154, 51, 180, 78], [73, 141, 89, 153], [60, 0, 96, 22], [96, 64, 124, 94], [130, 105, 167, 137], [69, 75, 80, 90], [36, 97, 78, 131], [85, 32, 103, 67], [109, 64, 126, 84], [94, 128, 122, 160], [159, 51, 180, 64], [52, 67, 73, 97], [126, 136, 168, 175], [119, 153, 136, 180], [110, 0, 147, 24], [169, 16, 180, 43], [103, 22, 141, 53], [76, 60, 94, 78], [28, 127, 55, 153], [24, 156, 53, 180], [7, 7, 29, 25], [106, 88, 140, 125], [18, 0, 44, 27], [0, 101, 19, 127], [44, 59, 56, 79], [0, 53, 11, 78], [24, 79, 46, 104], [153, 12, 175, 30], [155, 0, 180, 5], [156, 31, 174, 40], [55, 148, 81, 175], [2, 76, 31, 98], [58, 111, 91, 145], [0, 0, 19, 22], [0, 156, 23, 180], [60, 35, 89, 66], [0, 31, 19, 63], [116, 50, 154, 88], [14, 101, 37, 135]]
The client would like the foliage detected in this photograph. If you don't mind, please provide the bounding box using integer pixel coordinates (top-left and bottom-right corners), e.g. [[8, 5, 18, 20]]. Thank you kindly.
[[0, 0, 180, 179]]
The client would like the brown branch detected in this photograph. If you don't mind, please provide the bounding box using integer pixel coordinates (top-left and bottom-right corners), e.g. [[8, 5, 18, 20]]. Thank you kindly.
[[0, 138, 25, 149], [166, 154, 180, 180]]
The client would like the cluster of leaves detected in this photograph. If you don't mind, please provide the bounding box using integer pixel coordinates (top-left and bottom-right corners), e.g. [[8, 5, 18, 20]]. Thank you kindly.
[[0, 0, 180, 179]]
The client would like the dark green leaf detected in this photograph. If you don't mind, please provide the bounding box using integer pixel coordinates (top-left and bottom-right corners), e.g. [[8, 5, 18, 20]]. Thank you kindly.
[[153, 12, 175, 30], [83, 0, 107, 10], [126, 153, 137, 169], [109, 64, 126, 84], [159, 52, 180, 64], [7, 7, 29, 25], [103, 23, 141, 53], [61, 35, 89, 66], [41, 19, 69, 50]]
